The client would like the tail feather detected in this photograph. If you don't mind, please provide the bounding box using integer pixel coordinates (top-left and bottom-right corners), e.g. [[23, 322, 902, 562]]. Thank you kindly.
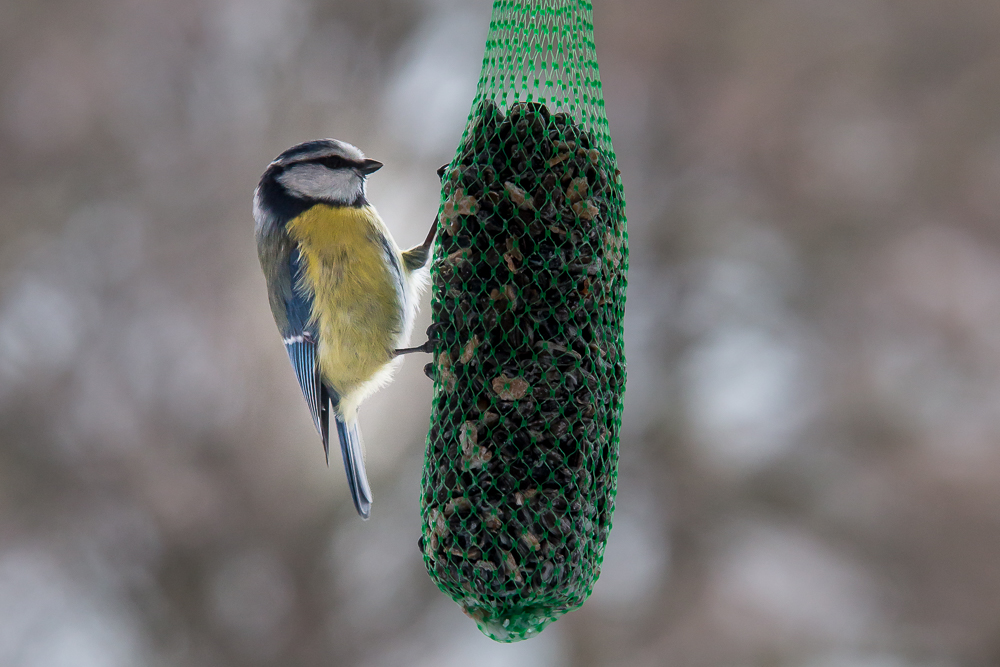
[[335, 417, 373, 519]]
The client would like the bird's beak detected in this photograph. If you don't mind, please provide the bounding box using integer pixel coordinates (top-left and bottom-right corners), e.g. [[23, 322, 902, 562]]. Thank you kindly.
[[358, 159, 383, 175]]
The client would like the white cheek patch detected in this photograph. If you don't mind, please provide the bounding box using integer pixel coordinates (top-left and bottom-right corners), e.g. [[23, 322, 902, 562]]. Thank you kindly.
[[278, 164, 361, 202]]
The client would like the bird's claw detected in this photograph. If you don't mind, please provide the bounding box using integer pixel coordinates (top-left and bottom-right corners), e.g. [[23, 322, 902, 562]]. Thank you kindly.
[[394, 339, 435, 356]]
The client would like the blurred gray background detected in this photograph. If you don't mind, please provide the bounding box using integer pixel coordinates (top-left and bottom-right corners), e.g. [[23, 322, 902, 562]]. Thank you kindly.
[[2, 0, 1000, 665]]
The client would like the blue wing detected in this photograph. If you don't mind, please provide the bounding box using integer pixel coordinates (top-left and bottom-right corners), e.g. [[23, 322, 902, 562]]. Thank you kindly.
[[280, 249, 331, 459], [285, 336, 329, 454]]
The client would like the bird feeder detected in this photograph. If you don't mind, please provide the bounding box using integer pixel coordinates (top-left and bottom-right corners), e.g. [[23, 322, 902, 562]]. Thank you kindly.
[[420, 0, 628, 642]]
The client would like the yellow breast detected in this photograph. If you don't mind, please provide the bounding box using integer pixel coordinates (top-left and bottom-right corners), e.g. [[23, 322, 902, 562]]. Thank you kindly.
[[286, 204, 403, 398]]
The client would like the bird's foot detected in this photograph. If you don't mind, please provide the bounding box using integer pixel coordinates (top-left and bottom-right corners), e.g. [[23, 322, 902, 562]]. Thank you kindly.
[[395, 323, 441, 356], [394, 339, 434, 356]]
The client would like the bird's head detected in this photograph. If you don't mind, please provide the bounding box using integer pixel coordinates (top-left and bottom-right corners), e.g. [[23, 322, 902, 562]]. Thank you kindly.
[[263, 139, 383, 206]]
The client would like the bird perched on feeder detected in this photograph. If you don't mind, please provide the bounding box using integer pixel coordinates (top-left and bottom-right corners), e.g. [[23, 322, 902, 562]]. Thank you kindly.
[[254, 139, 436, 519]]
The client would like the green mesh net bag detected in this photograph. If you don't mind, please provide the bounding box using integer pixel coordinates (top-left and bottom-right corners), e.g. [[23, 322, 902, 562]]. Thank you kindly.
[[418, 0, 628, 642]]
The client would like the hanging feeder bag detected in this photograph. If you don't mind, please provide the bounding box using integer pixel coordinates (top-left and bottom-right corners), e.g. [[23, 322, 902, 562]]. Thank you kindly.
[[419, 0, 628, 642]]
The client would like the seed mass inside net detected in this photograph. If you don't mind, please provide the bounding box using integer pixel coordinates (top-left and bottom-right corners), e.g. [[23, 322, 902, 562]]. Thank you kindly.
[[421, 100, 626, 642]]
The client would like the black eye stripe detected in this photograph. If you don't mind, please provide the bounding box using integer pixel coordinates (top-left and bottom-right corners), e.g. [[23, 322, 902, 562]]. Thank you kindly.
[[311, 155, 355, 170]]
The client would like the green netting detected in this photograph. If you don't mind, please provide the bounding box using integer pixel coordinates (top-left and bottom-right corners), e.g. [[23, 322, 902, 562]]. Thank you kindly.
[[418, 0, 627, 642]]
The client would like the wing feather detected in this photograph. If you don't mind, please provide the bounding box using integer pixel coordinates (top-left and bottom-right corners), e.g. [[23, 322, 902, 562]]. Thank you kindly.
[[284, 336, 329, 455], [279, 247, 334, 459]]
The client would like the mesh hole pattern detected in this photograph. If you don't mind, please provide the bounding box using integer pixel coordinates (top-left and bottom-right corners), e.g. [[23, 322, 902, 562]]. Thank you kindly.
[[419, 0, 628, 642]]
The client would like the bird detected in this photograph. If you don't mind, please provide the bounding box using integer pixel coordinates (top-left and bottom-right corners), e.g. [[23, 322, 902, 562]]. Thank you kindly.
[[253, 139, 436, 519]]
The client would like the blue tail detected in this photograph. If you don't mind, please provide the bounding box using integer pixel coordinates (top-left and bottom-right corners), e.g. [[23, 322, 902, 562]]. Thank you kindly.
[[335, 416, 373, 519]]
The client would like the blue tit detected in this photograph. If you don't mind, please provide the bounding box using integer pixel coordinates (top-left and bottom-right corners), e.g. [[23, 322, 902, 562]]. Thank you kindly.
[[253, 139, 437, 519]]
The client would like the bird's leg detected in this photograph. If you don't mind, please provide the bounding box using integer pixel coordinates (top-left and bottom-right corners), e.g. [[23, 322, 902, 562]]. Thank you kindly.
[[401, 215, 439, 271], [394, 340, 434, 356], [394, 322, 440, 357], [418, 214, 438, 251], [397, 221, 441, 356]]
